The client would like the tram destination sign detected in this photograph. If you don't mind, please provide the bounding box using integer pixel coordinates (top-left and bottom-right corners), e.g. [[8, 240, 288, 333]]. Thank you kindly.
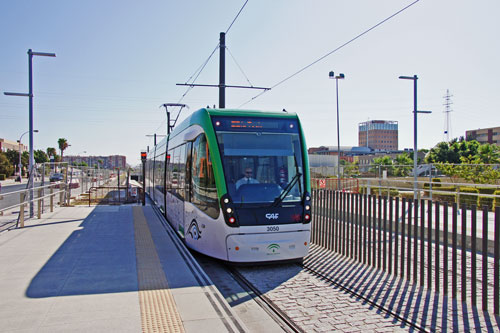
[[213, 116, 299, 133]]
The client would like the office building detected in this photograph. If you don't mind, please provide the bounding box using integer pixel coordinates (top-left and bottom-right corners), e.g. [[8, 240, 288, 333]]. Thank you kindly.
[[358, 120, 398, 151]]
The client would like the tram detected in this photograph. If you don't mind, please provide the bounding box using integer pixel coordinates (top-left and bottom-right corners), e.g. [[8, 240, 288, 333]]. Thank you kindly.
[[145, 108, 311, 263]]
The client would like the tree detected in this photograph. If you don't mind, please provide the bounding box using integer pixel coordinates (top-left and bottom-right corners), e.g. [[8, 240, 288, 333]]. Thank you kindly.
[[343, 160, 359, 177], [370, 156, 394, 176], [34, 149, 49, 164], [393, 153, 413, 177], [58, 138, 69, 160], [425, 141, 460, 164], [425, 139, 483, 164], [477, 143, 500, 164], [4, 149, 18, 167], [46, 147, 57, 160], [0, 152, 14, 176]]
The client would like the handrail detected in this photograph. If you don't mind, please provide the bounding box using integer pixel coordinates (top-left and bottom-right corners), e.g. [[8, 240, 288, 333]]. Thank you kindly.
[[88, 186, 128, 207], [0, 188, 66, 213]]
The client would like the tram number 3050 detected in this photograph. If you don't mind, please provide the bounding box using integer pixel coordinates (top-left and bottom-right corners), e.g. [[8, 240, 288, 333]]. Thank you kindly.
[[267, 226, 280, 232]]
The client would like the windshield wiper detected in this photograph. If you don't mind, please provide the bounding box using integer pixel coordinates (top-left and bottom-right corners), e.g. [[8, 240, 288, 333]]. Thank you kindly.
[[272, 171, 302, 207]]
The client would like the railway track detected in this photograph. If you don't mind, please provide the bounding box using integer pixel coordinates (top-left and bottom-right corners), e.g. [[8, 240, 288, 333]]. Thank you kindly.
[[196, 252, 428, 332]]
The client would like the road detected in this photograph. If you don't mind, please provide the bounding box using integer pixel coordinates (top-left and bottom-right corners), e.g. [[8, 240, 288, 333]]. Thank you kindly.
[[0, 182, 42, 210]]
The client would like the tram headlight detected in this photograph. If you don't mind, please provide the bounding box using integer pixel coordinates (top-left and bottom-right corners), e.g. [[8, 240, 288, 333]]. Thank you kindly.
[[303, 192, 311, 224], [221, 193, 239, 227]]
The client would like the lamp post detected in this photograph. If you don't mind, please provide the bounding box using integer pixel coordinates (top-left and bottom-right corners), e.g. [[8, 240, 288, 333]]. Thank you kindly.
[[399, 75, 431, 199], [4, 49, 56, 217], [17, 130, 39, 181], [329, 71, 345, 190]]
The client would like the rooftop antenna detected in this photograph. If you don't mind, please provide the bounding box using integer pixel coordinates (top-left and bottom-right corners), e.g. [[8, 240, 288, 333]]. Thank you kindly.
[[160, 103, 189, 134], [443, 89, 453, 142]]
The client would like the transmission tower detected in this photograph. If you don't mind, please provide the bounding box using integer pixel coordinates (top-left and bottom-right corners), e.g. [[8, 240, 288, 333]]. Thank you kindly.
[[443, 89, 453, 142]]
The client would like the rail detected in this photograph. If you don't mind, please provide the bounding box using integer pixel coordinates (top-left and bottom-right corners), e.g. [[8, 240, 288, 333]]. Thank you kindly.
[[0, 183, 67, 228], [87, 186, 140, 206]]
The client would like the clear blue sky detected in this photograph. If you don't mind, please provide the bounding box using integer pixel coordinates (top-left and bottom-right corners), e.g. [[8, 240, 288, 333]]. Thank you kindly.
[[1, 0, 499, 166]]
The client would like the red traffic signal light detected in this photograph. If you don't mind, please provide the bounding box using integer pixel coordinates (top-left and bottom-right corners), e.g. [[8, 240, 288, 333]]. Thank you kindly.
[[140, 151, 147, 161]]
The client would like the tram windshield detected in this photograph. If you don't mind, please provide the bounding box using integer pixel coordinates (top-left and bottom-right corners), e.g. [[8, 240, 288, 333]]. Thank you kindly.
[[213, 116, 304, 205]]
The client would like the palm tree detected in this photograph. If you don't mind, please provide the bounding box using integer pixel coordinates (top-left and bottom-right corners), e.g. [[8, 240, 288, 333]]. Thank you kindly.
[[58, 138, 69, 161]]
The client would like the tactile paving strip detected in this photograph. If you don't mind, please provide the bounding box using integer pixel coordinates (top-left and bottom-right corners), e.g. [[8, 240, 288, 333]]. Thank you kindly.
[[133, 206, 185, 333]]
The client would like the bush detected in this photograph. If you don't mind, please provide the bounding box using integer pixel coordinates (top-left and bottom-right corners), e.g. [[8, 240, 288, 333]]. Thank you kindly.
[[477, 187, 496, 195], [494, 190, 500, 209], [425, 186, 456, 198], [359, 186, 399, 196], [0, 174, 5, 180], [363, 186, 399, 197], [434, 192, 456, 205], [424, 178, 442, 189], [458, 187, 479, 208], [478, 196, 494, 210]]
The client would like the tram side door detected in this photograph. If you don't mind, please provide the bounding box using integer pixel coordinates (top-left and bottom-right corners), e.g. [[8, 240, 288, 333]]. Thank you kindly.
[[183, 141, 199, 241]]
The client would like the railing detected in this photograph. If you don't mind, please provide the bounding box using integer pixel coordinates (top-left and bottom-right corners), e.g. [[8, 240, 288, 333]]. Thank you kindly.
[[87, 186, 141, 206], [310, 189, 500, 315], [311, 177, 359, 192], [0, 184, 66, 229]]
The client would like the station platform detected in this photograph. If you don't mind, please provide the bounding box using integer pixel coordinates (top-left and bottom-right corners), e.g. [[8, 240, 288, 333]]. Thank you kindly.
[[0, 204, 247, 332]]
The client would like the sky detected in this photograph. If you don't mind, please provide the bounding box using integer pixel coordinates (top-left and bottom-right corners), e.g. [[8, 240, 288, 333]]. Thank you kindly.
[[1, 0, 499, 166]]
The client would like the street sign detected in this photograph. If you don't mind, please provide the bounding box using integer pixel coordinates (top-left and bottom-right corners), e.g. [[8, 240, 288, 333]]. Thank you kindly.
[[319, 179, 326, 189]]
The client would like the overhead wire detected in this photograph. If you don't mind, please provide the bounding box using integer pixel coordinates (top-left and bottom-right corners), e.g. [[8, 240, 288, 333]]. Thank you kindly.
[[225, 0, 249, 34], [226, 46, 253, 87], [149, 0, 251, 144], [239, 0, 421, 107]]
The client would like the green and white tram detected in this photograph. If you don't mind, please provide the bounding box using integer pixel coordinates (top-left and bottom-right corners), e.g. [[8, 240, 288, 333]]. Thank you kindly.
[[146, 108, 311, 263]]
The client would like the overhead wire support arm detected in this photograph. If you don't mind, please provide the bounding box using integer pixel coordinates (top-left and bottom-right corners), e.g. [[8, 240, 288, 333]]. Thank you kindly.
[[160, 103, 189, 135], [176, 83, 270, 90]]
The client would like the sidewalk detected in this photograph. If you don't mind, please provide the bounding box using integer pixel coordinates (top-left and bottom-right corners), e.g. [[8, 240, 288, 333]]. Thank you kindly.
[[0, 177, 28, 188], [0, 204, 246, 332]]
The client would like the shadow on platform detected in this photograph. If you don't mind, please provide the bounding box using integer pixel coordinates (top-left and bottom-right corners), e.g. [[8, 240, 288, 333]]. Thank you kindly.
[[25, 206, 139, 298]]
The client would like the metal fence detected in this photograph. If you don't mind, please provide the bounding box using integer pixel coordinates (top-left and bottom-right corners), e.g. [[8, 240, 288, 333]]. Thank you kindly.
[[310, 189, 500, 315], [0, 163, 127, 231], [87, 186, 141, 206]]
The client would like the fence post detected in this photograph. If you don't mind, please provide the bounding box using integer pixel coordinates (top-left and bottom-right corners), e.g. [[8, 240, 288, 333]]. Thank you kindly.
[[50, 186, 54, 212], [19, 192, 25, 228], [429, 170, 433, 201], [37, 188, 42, 219], [59, 185, 64, 205], [494, 206, 500, 315]]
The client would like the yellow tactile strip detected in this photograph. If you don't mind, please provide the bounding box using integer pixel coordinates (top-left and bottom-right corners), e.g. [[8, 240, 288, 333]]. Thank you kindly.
[[133, 206, 185, 333]]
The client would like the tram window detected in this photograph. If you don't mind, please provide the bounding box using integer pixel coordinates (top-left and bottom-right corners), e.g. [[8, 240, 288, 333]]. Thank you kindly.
[[191, 134, 219, 219], [185, 142, 193, 201], [166, 147, 176, 193], [216, 131, 304, 204], [155, 146, 165, 194], [177, 144, 187, 200]]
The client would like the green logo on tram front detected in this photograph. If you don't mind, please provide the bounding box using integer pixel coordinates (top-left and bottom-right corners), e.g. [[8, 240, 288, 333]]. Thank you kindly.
[[267, 243, 280, 254]]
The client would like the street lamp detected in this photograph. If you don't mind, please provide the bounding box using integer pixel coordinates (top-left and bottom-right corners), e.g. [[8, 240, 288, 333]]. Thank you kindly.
[[329, 71, 345, 190], [399, 75, 432, 199], [17, 130, 39, 181], [4, 49, 56, 217]]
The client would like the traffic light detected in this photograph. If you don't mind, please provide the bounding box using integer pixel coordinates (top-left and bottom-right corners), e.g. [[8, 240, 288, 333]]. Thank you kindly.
[[141, 151, 147, 162]]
